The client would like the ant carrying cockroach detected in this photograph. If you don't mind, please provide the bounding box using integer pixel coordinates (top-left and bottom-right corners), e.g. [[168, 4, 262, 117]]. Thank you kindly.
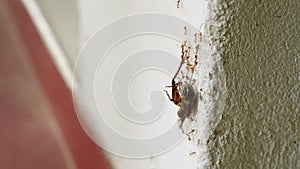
[[164, 30, 201, 129]]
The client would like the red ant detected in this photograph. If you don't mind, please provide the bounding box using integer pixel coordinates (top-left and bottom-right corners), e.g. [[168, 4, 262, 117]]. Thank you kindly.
[[176, 0, 181, 8]]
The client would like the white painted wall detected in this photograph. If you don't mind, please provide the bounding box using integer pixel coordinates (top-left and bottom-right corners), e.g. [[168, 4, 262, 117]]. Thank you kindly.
[[76, 1, 212, 169], [21, 0, 300, 168], [20, 0, 225, 169]]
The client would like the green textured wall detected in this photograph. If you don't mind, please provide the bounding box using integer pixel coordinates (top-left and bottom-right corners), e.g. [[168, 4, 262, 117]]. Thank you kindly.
[[208, 0, 300, 168]]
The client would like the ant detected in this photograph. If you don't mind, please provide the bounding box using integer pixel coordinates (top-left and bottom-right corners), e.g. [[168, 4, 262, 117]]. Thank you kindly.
[[197, 138, 201, 146], [189, 151, 196, 156], [176, 0, 181, 8], [184, 26, 188, 36], [185, 129, 195, 141]]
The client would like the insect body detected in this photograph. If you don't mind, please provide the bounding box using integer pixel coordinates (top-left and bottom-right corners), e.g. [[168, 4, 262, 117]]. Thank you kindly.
[[164, 42, 186, 106], [177, 0, 181, 8], [164, 79, 181, 105], [177, 83, 199, 128], [165, 33, 201, 129]]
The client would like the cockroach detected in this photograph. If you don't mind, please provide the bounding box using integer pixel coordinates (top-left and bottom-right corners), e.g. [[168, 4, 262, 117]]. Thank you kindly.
[[165, 49, 199, 129], [164, 43, 186, 106], [165, 27, 201, 131], [177, 83, 199, 128]]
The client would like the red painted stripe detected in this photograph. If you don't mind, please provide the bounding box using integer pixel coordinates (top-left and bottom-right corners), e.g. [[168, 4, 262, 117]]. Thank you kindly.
[[4, 0, 112, 169]]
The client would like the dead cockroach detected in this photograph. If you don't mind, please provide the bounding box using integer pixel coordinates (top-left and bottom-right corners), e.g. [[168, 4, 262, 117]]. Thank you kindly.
[[176, 83, 199, 128], [165, 41, 200, 130], [165, 27, 202, 131], [164, 43, 186, 106], [164, 40, 186, 105]]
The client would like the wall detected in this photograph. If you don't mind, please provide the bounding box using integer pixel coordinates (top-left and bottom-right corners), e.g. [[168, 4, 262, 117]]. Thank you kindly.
[[207, 0, 300, 168], [19, 0, 300, 168], [35, 0, 79, 66]]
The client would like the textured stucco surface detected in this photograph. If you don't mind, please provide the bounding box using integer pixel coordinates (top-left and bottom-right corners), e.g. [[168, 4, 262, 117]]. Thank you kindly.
[[207, 0, 300, 168]]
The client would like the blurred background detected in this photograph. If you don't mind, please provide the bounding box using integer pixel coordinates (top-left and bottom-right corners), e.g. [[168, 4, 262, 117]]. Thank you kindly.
[[0, 0, 111, 168]]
